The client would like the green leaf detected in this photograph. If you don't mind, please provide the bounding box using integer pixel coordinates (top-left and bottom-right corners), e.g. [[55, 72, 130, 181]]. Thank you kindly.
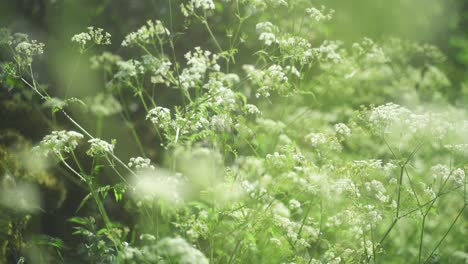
[[75, 193, 92, 213], [67, 217, 89, 226], [31, 234, 65, 249]]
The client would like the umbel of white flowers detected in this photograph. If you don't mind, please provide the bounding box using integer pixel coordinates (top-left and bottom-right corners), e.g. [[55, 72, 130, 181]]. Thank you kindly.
[[36, 130, 84, 156]]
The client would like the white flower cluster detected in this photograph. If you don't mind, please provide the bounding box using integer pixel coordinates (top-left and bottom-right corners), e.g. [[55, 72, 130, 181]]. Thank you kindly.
[[128, 157, 155, 170], [245, 104, 261, 115], [208, 81, 237, 110], [327, 205, 382, 241], [181, 0, 215, 16], [86, 138, 114, 157], [174, 210, 210, 241], [277, 35, 313, 65], [121, 236, 208, 263], [15, 40, 45, 58], [444, 143, 468, 155], [332, 178, 360, 198], [266, 152, 290, 171], [273, 213, 319, 250], [368, 103, 411, 127], [239, 0, 287, 11], [352, 38, 388, 64], [364, 180, 389, 202], [256, 22, 278, 46], [115, 59, 145, 79], [306, 5, 335, 22], [313, 41, 343, 64], [452, 168, 466, 185], [122, 20, 170, 47], [141, 55, 172, 85], [430, 164, 450, 181], [243, 64, 291, 98], [191, 0, 215, 10], [71, 27, 111, 52], [88, 93, 122, 116], [37, 130, 84, 156], [15, 39, 45, 65], [210, 114, 233, 132], [366, 103, 468, 144], [305, 132, 327, 148], [146, 106, 171, 128], [179, 47, 220, 90]]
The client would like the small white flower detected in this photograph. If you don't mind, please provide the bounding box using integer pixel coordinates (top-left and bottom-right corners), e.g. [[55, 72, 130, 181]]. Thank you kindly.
[[179, 47, 219, 90], [306, 5, 335, 22], [115, 59, 145, 79], [368, 103, 411, 126], [256, 22, 279, 46]]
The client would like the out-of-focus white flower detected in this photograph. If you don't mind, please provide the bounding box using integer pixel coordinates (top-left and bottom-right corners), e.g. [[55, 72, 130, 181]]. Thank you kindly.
[[115, 59, 145, 79], [88, 93, 122, 116], [334, 123, 351, 137], [131, 168, 185, 205], [155, 236, 209, 264]]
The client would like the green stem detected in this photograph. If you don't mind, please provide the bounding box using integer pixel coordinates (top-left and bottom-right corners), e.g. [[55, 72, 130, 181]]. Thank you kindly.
[[423, 203, 467, 264]]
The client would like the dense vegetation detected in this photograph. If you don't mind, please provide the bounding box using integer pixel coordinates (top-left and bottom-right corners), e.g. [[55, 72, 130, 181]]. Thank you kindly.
[[1, 0, 467, 263]]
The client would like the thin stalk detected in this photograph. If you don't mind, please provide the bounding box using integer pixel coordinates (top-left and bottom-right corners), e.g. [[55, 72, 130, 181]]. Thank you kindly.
[[21, 77, 137, 177], [202, 14, 223, 53], [423, 203, 467, 264]]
